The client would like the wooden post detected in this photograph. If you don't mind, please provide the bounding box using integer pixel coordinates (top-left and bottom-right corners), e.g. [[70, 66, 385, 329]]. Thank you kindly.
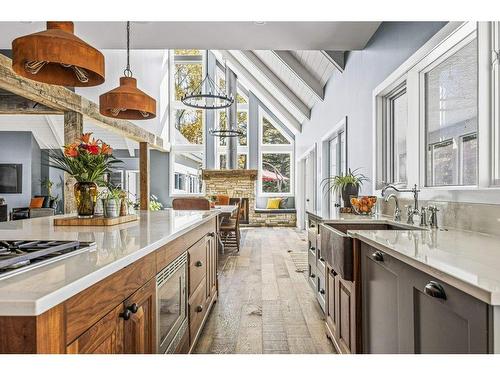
[[63, 111, 83, 214], [139, 142, 150, 210]]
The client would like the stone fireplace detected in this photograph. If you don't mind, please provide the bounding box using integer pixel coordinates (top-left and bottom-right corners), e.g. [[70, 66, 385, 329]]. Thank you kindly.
[[202, 169, 258, 225], [201, 169, 296, 227]]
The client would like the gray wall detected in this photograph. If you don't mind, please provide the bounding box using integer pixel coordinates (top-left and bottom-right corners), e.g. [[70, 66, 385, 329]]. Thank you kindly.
[[0, 132, 40, 208], [151, 150, 170, 206], [295, 22, 448, 200]]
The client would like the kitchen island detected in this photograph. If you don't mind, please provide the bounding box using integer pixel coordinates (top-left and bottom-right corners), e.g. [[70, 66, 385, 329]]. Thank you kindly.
[[0, 209, 220, 354], [306, 210, 500, 354]]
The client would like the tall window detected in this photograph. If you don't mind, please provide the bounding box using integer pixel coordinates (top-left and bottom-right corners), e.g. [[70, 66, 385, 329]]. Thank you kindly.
[[328, 129, 346, 215], [424, 38, 478, 187], [170, 50, 205, 195], [259, 111, 294, 195], [215, 66, 249, 169], [380, 83, 408, 186]]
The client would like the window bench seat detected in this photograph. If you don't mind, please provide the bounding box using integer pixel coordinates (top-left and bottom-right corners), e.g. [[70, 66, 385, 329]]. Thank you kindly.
[[251, 208, 297, 227]]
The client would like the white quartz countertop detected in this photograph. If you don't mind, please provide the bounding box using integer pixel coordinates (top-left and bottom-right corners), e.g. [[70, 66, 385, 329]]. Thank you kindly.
[[0, 209, 219, 316], [311, 211, 500, 305]]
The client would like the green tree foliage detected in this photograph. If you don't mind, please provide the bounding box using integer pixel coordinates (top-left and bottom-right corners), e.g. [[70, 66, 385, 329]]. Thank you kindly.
[[262, 153, 291, 193], [262, 117, 289, 144], [176, 109, 203, 144], [175, 63, 203, 101]]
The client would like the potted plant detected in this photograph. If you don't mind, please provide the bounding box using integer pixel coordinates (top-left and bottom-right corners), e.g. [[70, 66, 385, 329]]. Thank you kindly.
[[149, 195, 163, 211], [50, 133, 121, 218], [102, 187, 123, 218], [322, 168, 369, 208]]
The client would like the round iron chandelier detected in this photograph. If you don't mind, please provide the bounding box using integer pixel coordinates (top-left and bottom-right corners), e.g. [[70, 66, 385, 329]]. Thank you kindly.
[[181, 51, 233, 110]]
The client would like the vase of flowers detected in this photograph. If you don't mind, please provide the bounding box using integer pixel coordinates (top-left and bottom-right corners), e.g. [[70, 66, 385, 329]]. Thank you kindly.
[[50, 133, 120, 218]]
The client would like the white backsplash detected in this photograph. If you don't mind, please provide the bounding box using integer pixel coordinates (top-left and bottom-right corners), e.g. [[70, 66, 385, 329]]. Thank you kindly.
[[379, 198, 500, 236]]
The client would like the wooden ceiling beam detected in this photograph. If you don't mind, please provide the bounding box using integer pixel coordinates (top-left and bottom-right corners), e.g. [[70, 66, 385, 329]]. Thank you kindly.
[[0, 54, 165, 151], [321, 50, 345, 73], [0, 91, 61, 115], [272, 50, 324, 101]]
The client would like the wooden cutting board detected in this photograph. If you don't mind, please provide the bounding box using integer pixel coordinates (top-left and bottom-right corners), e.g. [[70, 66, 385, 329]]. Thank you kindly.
[[53, 214, 139, 226]]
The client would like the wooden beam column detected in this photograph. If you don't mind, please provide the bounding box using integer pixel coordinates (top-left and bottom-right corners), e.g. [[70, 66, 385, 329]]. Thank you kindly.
[[63, 111, 83, 214], [139, 142, 150, 210]]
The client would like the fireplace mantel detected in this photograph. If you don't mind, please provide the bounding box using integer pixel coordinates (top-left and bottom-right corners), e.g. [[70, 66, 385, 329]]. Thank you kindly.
[[201, 169, 258, 181]]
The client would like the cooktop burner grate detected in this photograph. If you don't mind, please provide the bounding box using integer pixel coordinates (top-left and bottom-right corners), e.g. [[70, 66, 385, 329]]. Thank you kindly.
[[0, 240, 94, 280]]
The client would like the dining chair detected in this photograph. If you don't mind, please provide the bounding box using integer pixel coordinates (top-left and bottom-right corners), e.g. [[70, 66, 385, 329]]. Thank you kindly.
[[172, 198, 210, 210], [220, 199, 242, 252]]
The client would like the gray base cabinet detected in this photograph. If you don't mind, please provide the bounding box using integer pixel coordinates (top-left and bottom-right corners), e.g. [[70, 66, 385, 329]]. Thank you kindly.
[[361, 242, 491, 354], [307, 216, 326, 312]]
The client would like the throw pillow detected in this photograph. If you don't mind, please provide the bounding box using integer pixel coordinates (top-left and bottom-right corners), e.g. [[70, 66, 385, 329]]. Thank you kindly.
[[279, 197, 289, 209], [266, 198, 282, 209], [29, 197, 45, 209]]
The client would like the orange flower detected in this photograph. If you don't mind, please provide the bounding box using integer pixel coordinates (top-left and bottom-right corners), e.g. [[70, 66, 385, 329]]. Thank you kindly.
[[101, 143, 113, 155], [64, 144, 79, 157], [79, 133, 93, 144]]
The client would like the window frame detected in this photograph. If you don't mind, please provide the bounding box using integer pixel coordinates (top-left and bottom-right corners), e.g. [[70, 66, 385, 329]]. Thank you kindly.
[[258, 108, 294, 197], [373, 22, 498, 204], [169, 150, 205, 197]]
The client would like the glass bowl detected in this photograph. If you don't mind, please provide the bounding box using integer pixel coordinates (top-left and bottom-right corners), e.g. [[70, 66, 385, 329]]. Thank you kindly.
[[350, 196, 377, 215]]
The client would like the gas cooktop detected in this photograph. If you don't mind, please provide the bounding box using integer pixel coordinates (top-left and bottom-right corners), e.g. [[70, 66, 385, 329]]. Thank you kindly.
[[0, 240, 94, 280]]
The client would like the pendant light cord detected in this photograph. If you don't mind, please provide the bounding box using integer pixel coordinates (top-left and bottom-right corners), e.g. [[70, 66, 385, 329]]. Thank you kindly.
[[124, 21, 133, 77]]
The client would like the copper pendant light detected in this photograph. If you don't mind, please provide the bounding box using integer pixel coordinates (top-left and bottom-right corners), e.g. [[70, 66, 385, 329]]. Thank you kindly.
[[11, 21, 105, 87], [99, 22, 156, 120]]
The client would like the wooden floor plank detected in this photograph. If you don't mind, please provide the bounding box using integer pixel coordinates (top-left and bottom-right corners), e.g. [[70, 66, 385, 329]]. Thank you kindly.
[[193, 227, 335, 354]]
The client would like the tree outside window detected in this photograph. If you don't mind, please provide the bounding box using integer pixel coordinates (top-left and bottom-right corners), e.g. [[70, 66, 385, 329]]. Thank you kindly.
[[262, 153, 291, 193]]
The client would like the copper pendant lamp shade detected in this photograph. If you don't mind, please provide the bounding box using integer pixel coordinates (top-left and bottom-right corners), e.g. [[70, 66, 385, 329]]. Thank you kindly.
[[11, 21, 105, 87], [100, 76, 156, 119], [99, 22, 156, 120]]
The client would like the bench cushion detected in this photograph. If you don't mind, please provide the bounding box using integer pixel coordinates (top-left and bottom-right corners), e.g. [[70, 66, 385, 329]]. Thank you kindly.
[[254, 208, 296, 214]]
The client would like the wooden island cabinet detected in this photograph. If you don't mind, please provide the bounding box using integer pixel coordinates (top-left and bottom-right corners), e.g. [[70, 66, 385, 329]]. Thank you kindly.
[[0, 217, 218, 354]]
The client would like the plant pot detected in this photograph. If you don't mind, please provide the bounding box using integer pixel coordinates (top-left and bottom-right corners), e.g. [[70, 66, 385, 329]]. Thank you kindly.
[[74, 182, 98, 218], [94, 198, 104, 216], [341, 183, 359, 208], [103, 198, 121, 218]]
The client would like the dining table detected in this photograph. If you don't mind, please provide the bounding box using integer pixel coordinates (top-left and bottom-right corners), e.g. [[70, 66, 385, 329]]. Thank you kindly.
[[213, 204, 238, 254]]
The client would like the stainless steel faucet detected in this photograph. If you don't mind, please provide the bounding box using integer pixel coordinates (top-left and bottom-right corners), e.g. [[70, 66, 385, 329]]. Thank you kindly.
[[428, 206, 439, 228], [384, 194, 401, 221], [381, 183, 421, 223]]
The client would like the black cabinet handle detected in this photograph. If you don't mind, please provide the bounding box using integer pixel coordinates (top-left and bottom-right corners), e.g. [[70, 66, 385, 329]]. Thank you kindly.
[[310, 273, 316, 278], [310, 246, 315, 251], [319, 288, 325, 295], [196, 305, 203, 313], [195, 260, 203, 267], [208, 232, 215, 237], [371, 251, 384, 262], [319, 257, 325, 262], [119, 309, 131, 321], [424, 281, 447, 300], [330, 269, 336, 276], [127, 303, 139, 314]]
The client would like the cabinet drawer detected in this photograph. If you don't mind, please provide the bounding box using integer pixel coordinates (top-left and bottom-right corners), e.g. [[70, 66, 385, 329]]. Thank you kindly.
[[316, 272, 326, 311], [189, 278, 208, 344], [188, 237, 207, 296]]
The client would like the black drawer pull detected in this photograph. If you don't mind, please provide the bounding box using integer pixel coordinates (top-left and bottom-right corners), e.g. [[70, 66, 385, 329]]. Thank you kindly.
[[310, 246, 315, 251], [371, 251, 384, 262], [196, 305, 203, 313], [310, 273, 316, 278], [208, 232, 215, 237], [127, 303, 138, 314], [195, 260, 203, 267], [319, 257, 325, 262], [330, 269, 336, 276], [119, 309, 131, 321], [424, 281, 447, 300], [319, 288, 325, 295]]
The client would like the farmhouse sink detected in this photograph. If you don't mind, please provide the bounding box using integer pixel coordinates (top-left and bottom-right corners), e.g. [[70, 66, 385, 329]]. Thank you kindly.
[[319, 222, 420, 281]]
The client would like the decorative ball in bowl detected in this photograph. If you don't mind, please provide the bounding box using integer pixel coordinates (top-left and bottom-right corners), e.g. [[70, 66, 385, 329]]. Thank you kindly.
[[350, 196, 377, 215]]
